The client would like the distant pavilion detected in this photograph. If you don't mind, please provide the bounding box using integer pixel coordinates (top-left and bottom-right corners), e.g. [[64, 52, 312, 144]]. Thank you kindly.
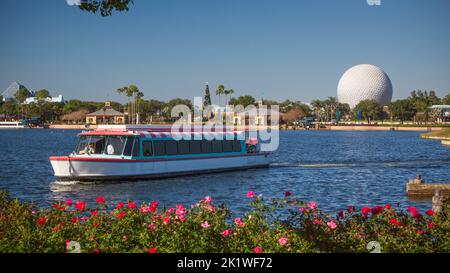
[[86, 102, 126, 125]]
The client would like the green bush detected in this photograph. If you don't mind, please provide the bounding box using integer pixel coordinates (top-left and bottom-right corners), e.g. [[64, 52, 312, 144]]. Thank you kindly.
[[0, 190, 448, 253]]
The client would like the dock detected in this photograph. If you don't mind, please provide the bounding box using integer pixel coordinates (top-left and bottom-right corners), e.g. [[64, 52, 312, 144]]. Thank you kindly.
[[406, 176, 450, 198]]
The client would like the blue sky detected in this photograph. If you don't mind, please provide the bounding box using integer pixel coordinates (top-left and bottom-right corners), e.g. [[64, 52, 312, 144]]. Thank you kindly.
[[0, 0, 449, 103]]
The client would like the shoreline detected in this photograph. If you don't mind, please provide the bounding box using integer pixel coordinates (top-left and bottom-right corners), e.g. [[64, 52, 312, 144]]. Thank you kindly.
[[47, 124, 449, 132]]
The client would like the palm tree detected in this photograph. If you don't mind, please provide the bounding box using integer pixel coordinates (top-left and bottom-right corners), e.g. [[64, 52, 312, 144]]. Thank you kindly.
[[117, 85, 141, 124], [216, 85, 225, 106], [224, 89, 234, 105]]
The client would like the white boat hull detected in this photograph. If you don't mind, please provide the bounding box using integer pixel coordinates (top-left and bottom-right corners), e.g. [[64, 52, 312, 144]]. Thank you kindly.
[[50, 153, 270, 181]]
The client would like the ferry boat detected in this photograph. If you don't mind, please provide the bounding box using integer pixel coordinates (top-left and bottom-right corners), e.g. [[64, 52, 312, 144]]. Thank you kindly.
[[0, 121, 29, 129], [49, 125, 270, 181]]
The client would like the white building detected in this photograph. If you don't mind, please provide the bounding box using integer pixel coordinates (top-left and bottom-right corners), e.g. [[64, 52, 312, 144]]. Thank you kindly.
[[24, 95, 65, 104]]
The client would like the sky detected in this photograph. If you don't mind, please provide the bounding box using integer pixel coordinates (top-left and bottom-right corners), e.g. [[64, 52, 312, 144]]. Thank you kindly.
[[0, 0, 449, 104]]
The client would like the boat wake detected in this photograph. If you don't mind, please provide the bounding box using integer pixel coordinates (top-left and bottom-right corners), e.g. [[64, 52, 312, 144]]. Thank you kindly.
[[270, 159, 450, 169]]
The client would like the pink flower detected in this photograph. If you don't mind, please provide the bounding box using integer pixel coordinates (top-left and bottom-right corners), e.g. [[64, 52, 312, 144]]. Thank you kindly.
[[93, 249, 101, 253], [64, 199, 73, 206], [148, 223, 156, 230], [222, 229, 234, 237], [308, 201, 317, 210], [313, 218, 322, 225], [162, 217, 170, 225], [327, 220, 337, 229], [246, 191, 255, 198], [116, 202, 124, 209], [253, 246, 263, 253], [95, 196, 106, 204], [127, 202, 137, 209], [278, 237, 288, 246], [338, 210, 345, 218], [234, 218, 245, 228], [151, 201, 159, 207], [201, 221, 211, 229], [299, 207, 307, 213], [75, 201, 86, 211], [203, 196, 212, 203], [426, 209, 434, 217], [347, 206, 355, 212]]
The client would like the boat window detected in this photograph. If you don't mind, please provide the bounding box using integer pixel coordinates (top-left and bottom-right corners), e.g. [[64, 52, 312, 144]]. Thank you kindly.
[[76, 135, 106, 155], [105, 136, 127, 155], [232, 140, 242, 152], [201, 140, 212, 153], [223, 140, 233, 152], [178, 140, 190, 154], [143, 141, 153, 157], [212, 140, 223, 153], [132, 137, 141, 157], [123, 137, 134, 156], [165, 140, 178, 155], [189, 141, 202, 154], [154, 140, 166, 156]]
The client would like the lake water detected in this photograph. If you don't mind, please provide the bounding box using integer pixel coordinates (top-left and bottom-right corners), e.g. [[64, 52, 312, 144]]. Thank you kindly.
[[0, 129, 449, 215]]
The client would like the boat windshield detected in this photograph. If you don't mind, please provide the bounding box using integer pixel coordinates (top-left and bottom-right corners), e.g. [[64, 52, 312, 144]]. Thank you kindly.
[[75, 135, 106, 155]]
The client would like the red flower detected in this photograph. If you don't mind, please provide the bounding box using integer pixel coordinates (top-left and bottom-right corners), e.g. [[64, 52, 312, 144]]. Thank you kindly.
[[93, 249, 101, 253], [64, 199, 73, 206], [75, 201, 86, 211], [162, 217, 170, 225], [71, 217, 79, 224], [116, 211, 126, 219], [93, 221, 100, 228], [127, 202, 137, 209], [361, 207, 371, 216], [96, 196, 106, 204], [36, 217, 46, 226], [285, 191, 291, 197], [428, 221, 433, 229], [408, 206, 421, 218], [389, 218, 401, 227], [338, 210, 345, 218], [384, 204, 392, 210], [253, 246, 263, 253], [149, 247, 157, 253], [417, 229, 424, 235], [371, 206, 383, 215], [90, 210, 98, 217], [246, 191, 255, 198], [116, 202, 125, 209], [426, 209, 434, 217], [52, 203, 60, 209], [347, 206, 355, 213], [151, 201, 159, 207]]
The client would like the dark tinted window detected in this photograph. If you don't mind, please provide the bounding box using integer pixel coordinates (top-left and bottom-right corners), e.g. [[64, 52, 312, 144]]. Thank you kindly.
[[178, 140, 190, 154], [154, 140, 166, 156], [223, 140, 233, 152], [212, 140, 223, 153], [165, 140, 178, 155], [132, 137, 141, 157], [123, 137, 134, 156], [190, 141, 201, 154], [201, 140, 212, 153], [143, 141, 153, 157], [232, 140, 242, 152]]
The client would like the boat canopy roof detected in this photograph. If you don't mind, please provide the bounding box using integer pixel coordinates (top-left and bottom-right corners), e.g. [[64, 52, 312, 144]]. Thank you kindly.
[[79, 130, 245, 139]]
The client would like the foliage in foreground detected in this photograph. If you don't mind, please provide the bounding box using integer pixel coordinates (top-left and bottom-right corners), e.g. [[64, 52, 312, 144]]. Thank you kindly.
[[0, 190, 448, 253]]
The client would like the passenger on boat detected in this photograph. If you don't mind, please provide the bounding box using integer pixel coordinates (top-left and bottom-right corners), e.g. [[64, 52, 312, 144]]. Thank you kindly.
[[80, 143, 95, 155]]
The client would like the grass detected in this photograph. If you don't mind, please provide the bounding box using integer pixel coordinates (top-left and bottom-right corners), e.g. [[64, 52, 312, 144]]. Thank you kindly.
[[420, 129, 450, 139]]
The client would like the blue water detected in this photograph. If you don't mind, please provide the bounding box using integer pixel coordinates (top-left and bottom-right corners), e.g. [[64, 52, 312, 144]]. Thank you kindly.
[[0, 129, 449, 215]]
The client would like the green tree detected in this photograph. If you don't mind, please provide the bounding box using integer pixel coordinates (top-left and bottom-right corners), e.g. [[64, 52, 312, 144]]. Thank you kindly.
[[117, 84, 141, 124], [35, 89, 51, 100], [228, 95, 256, 108], [14, 88, 31, 103], [224, 89, 234, 105], [203, 83, 212, 108], [353, 100, 383, 124], [443, 93, 450, 105], [389, 99, 415, 123], [215, 85, 225, 106], [79, 0, 133, 17]]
